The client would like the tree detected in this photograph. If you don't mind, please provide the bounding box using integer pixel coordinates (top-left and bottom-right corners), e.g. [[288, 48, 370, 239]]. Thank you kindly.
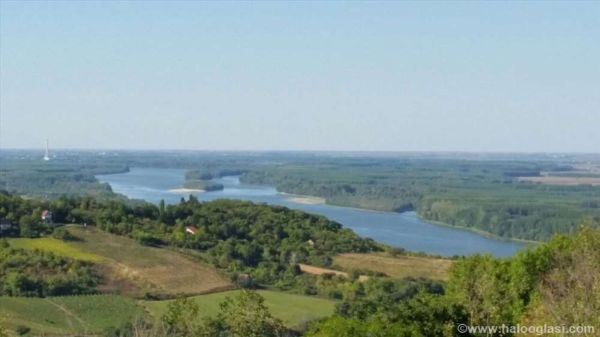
[[198, 290, 285, 337], [446, 255, 518, 336], [520, 227, 600, 336], [162, 296, 200, 336]]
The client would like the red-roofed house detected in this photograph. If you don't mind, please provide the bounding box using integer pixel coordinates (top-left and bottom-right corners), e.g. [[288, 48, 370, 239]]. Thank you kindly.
[[41, 210, 53, 224], [185, 225, 199, 235]]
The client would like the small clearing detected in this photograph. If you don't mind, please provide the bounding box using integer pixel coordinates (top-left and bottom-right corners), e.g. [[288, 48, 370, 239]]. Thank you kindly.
[[333, 253, 452, 281]]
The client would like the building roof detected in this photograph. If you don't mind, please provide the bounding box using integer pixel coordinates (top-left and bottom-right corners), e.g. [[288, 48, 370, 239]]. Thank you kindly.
[[185, 225, 198, 234]]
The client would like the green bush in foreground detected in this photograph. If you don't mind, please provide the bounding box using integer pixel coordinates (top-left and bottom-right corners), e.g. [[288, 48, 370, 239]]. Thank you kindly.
[[308, 226, 600, 337], [129, 291, 287, 337]]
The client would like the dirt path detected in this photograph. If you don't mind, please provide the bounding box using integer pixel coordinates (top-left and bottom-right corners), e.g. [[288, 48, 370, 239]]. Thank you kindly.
[[298, 264, 348, 277], [45, 298, 89, 333], [298, 264, 369, 282]]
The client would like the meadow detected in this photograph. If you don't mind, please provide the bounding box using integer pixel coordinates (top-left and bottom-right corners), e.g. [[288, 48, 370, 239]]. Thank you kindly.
[[0, 290, 336, 335], [141, 290, 336, 329], [333, 253, 452, 281], [0, 295, 141, 335]]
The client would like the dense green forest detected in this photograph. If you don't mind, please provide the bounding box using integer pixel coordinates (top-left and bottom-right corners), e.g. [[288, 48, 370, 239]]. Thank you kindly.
[[240, 159, 600, 241], [182, 180, 224, 191]]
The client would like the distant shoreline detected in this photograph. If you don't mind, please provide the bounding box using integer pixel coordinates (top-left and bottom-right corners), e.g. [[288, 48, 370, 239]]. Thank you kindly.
[[281, 193, 326, 205], [168, 188, 205, 194]]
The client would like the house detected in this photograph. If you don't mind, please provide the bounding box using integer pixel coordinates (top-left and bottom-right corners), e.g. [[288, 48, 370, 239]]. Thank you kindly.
[[185, 225, 199, 235], [41, 210, 53, 224]]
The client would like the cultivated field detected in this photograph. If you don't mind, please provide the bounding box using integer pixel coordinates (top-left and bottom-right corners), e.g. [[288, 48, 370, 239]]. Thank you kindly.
[[517, 176, 600, 186], [67, 226, 232, 296], [141, 290, 336, 329], [298, 263, 348, 277], [0, 295, 142, 335], [6, 237, 103, 262], [8, 226, 232, 297], [333, 253, 452, 281]]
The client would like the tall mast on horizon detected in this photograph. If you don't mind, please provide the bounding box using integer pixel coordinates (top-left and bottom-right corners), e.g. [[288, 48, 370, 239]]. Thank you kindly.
[[43, 139, 50, 161]]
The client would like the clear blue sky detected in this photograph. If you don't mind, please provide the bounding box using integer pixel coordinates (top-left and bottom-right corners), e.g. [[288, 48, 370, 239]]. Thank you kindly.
[[1, 1, 599, 152]]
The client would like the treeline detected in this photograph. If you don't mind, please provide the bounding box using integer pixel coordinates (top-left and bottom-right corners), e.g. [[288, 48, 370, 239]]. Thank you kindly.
[[0, 241, 98, 297], [185, 168, 247, 181], [241, 160, 600, 241], [0, 154, 127, 199], [182, 180, 224, 191], [183, 168, 249, 191], [0, 192, 378, 286]]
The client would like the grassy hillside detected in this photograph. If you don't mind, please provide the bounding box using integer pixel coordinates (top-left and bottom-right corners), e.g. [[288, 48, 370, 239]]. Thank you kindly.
[[333, 253, 452, 281], [6, 237, 104, 262], [0, 295, 142, 335], [0, 291, 336, 335], [8, 226, 232, 297], [141, 290, 336, 329]]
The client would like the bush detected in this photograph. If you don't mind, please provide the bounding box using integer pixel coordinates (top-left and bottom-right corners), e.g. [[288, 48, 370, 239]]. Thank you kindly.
[[52, 227, 80, 241], [15, 325, 30, 335]]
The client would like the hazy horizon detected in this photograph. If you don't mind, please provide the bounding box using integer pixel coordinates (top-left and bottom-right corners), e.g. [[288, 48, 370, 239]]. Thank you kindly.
[[3, 147, 600, 157], [1, 2, 599, 153]]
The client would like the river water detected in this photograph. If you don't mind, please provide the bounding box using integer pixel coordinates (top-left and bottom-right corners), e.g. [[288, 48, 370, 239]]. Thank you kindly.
[[97, 167, 527, 257]]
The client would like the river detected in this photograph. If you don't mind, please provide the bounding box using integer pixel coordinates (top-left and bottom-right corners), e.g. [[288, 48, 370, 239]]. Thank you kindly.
[[97, 167, 527, 257]]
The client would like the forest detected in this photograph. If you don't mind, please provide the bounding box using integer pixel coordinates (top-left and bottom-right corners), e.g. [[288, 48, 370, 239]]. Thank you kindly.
[[240, 158, 600, 241]]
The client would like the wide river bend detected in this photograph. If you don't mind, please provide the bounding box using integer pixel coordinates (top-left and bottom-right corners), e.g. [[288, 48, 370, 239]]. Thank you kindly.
[[97, 168, 527, 257]]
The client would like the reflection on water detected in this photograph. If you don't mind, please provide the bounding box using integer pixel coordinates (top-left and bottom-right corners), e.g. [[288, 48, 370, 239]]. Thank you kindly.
[[97, 168, 527, 257]]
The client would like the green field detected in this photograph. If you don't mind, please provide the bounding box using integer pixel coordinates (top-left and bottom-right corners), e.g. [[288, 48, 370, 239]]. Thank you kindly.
[[333, 253, 453, 281], [0, 295, 142, 335], [6, 237, 104, 262], [0, 291, 335, 335], [141, 290, 336, 329]]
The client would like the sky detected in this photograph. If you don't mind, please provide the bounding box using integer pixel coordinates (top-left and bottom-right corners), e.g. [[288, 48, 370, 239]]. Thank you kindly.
[[1, 1, 599, 153]]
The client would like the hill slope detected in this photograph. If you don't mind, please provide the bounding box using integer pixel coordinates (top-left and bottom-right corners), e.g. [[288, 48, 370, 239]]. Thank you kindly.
[[8, 226, 232, 297], [0, 295, 141, 335]]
